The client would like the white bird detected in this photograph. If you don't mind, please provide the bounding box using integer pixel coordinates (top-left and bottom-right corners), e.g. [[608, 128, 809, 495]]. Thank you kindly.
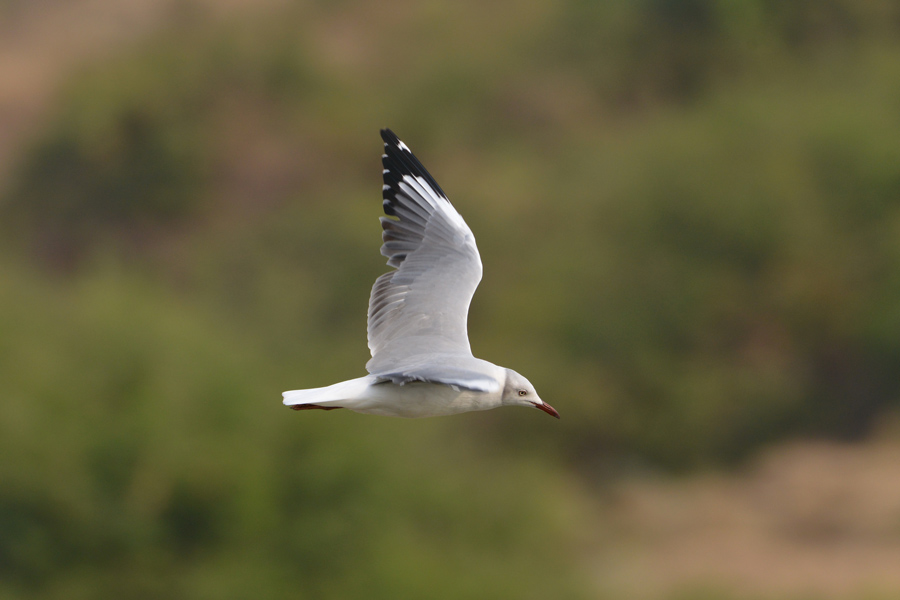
[[282, 129, 559, 419]]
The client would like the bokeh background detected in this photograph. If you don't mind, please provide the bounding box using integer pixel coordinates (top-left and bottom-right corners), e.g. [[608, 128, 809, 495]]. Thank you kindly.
[[3, 1, 900, 598]]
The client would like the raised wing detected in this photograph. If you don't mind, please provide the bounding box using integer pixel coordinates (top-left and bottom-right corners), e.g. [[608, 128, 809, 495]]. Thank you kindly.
[[366, 129, 484, 378]]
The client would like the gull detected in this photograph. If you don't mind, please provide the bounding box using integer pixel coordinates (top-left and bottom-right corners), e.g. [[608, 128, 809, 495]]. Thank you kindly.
[[282, 129, 558, 419]]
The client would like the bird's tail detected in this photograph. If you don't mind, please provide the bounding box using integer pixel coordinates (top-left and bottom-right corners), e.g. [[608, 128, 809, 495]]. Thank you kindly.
[[282, 376, 373, 411]]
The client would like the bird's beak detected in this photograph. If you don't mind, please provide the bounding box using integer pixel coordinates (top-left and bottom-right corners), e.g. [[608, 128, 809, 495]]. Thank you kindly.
[[532, 400, 560, 419]]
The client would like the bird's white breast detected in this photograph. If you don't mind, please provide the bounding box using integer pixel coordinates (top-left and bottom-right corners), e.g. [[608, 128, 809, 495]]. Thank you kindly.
[[352, 381, 503, 418]]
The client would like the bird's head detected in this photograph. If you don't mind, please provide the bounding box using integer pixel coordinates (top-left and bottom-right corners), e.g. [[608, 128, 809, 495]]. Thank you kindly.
[[501, 368, 559, 418]]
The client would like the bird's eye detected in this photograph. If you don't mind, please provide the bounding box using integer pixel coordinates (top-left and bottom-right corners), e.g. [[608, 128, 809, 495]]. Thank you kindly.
[[517, 390, 527, 397]]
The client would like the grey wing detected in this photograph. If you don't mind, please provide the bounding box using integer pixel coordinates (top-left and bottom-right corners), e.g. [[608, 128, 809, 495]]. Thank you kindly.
[[373, 354, 504, 394], [366, 129, 486, 382]]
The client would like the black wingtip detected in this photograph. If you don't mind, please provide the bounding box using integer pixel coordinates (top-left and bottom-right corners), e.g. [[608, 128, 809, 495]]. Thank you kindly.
[[379, 129, 449, 200], [380, 128, 398, 144]]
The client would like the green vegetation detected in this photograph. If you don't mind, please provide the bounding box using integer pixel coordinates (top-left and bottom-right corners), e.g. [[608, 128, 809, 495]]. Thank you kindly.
[[0, 260, 586, 599], [3, 0, 900, 597]]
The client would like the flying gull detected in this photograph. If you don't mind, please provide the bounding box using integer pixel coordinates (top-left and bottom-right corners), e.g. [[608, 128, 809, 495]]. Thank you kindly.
[[282, 129, 559, 419]]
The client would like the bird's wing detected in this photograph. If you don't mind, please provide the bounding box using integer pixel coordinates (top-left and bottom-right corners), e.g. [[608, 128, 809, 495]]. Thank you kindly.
[[366, 129, 485, 380], [373, 354, 503, 393]]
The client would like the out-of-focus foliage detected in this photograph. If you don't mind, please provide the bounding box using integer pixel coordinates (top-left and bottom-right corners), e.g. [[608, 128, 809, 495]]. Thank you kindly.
[[3, 0, 900, 596], [0, 260, 585, 599]]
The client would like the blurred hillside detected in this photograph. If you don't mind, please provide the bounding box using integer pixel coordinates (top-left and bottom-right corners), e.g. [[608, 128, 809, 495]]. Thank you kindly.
[[2, 0, 900, 598]]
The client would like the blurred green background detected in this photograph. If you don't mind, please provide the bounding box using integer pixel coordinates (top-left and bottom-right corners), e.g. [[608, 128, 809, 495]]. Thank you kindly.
[[3, 1, 900, 598]]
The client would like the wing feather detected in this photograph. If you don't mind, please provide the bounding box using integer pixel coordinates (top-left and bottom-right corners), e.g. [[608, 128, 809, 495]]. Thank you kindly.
[[366, 130, 485, 379]]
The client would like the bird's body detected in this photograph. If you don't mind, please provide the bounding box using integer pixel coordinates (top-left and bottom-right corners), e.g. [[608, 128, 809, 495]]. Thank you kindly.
[[284, 373, 503, 418], [282, 129, 558, 419]]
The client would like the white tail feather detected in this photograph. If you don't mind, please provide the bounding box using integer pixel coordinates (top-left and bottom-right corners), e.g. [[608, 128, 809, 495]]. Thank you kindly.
[[282, 376, 373, 407]]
